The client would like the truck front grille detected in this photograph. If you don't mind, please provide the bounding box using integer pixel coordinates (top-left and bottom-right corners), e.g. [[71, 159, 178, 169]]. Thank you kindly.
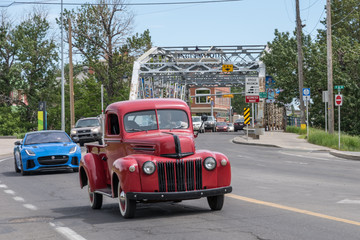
[[157, 159, 202, 192]]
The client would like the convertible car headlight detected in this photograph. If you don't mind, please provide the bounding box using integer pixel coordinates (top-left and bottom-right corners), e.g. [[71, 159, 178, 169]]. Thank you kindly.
[[69, 146, 77, 154], [25, 149, 36, 156], [204, 157, 216, 171], [142, 161, 156, 175]]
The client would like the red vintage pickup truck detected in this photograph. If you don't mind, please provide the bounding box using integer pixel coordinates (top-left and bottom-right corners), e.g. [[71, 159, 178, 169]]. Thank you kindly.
[[79, 99, 232, 218]]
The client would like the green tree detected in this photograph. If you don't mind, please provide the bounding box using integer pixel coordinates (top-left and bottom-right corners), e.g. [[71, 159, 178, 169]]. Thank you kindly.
[[58, 0, 152, 104]]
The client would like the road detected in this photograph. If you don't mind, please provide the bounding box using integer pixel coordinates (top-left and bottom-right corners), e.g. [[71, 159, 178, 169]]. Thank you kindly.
[[1, 132, 360, 240]]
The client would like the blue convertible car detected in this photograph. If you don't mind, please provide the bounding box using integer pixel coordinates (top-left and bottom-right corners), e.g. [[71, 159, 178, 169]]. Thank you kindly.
[[14, 130, 82, 175]]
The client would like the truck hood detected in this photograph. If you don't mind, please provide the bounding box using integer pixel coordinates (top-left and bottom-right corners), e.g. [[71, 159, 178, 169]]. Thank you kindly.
[[125, 132, 195, 158]]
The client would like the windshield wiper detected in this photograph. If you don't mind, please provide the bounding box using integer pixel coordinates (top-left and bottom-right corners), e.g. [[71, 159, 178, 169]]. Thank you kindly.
[[127, 128, 143, 132]]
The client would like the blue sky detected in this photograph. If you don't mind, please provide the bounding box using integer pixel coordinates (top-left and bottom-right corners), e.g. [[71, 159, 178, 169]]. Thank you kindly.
[[2, 0, 326, 47]]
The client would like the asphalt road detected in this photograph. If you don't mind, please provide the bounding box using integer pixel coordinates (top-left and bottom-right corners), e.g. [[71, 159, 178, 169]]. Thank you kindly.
[[1, 132, 360, 240]]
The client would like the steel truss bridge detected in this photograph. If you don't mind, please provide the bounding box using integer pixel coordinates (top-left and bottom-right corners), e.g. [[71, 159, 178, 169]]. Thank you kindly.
[[129, 45, 266, 101]]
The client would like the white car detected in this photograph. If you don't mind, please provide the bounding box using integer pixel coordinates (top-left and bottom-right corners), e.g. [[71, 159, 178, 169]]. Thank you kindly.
[[192, 116, 205, 133], [227, 123, 234, 132]]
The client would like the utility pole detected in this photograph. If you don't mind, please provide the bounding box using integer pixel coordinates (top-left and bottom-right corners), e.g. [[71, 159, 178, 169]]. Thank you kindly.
[[327, 0, 334, 134], [296, 0, 306, 125], [68, 18, 75, 129], [61, 0, 65, 131]]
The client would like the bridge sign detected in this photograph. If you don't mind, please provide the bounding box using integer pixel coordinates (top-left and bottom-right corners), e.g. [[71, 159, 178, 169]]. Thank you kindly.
[[222, 64, 233, 72]]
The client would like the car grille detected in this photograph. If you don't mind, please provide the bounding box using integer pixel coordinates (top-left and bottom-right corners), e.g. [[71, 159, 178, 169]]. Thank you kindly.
[[157, 159, 202, 192], [78, 130, 91, 134], [38, 155, 69, 165]]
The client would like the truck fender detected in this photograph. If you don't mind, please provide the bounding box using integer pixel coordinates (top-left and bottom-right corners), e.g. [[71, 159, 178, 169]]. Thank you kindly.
[[214, 152, 231, 187], [79, 153, 107, 192], [112, 157, 142, 194]]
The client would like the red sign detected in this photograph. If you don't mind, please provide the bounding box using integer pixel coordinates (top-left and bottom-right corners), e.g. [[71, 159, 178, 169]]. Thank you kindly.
[[335, 94, 343, 106], [246, 96, 260, 103]]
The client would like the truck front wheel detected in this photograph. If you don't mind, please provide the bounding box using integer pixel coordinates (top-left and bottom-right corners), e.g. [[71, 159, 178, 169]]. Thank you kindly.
[[207, 194, 224, 210], [88, 185, 103, 209], [118, 185, 136, 218]]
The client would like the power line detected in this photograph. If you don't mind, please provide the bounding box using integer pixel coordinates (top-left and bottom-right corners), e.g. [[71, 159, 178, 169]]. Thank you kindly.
[[1, 0, 243, 8]]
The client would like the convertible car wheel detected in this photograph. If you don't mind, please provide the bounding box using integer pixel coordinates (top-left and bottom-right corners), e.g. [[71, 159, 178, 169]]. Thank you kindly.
[[14, 150, 21, 173], [118, 185, 136, 218], [207, 194, 224, 211], [88, 184, 103, 209]]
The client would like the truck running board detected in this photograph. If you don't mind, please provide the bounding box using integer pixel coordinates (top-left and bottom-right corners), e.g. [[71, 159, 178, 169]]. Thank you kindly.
[[94, 188, 112, 197]]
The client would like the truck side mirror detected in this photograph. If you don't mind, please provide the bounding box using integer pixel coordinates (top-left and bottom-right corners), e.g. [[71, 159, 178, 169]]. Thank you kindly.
[[201, 115, 208, 122]]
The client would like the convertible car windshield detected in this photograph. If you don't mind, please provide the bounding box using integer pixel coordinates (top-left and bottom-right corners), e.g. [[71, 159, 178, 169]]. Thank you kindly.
[[24, 132, 71, 145]]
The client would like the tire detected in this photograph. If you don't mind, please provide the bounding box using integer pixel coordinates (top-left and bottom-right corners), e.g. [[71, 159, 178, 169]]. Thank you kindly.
[[88, 184, 103, 209], [207, 195, 224, 211], [14, 150, 21, 173], [20, 159, 29, 176], [73, 167, 79, 172], [118, 184, 136, 218], [80, 142, 84, 147], [98, 139, 103, 145]]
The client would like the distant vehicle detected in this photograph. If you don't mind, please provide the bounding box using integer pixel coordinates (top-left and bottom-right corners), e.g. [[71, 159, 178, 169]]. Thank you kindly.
[[234, 118, 245, 131], [227, 123, 234, 132], [216, 122, 228, 132], [192, 116, 205, 133], [204, 116, 217, 132], [13, 130, 81, 175], [70, 117, 103, 146]]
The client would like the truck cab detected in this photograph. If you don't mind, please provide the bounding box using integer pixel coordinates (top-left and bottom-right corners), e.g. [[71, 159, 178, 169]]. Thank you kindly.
[[79, 99, 232, 218]]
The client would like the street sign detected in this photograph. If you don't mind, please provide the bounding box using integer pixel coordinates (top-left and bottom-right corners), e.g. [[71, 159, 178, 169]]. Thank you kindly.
[[259, 92, 267, 98], [334, 85, 344, 90], [245, 77, 259, 96], [222, 64, 233, 72], [335, 94, 343, 106], [302, 88, 310, 101], [222, 94, 234, 98], [244, 108, 250, 125], [246, 96, 259, 103], [322, 91, 328, 103]]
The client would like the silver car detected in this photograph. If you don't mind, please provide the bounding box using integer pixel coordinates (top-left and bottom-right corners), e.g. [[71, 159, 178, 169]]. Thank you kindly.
[[192, 116, 205, 133]]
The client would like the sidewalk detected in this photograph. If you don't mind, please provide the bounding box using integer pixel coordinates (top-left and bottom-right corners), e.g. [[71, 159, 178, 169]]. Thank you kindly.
[[233, 130, 360, 161], [0, 137, 20, 158]]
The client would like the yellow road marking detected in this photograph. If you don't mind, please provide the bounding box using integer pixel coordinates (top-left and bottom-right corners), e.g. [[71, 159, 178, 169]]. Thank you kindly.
[[227, 193, 360, 227]]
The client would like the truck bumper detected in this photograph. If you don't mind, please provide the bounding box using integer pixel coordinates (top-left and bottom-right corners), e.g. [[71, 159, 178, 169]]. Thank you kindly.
[[126, 186, 232, 201]]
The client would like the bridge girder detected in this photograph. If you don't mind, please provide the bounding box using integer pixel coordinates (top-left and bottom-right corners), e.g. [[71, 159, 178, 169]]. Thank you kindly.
[[129, 45, 266, 100]]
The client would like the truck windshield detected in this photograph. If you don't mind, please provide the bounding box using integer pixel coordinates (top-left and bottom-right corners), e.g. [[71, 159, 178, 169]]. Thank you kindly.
[[75, 119, 100, 128], [158, 109, 189, 130]]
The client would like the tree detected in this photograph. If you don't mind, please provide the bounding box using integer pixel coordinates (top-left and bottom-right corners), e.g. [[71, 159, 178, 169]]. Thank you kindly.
[[58, 0, 152, 104]]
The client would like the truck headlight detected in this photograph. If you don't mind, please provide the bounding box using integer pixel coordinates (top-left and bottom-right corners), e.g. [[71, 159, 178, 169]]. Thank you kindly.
[[71, 129, 76, 135], [203, 157, 216, 171], [143, 161, 156, 175], [25, 149, 36, 156]]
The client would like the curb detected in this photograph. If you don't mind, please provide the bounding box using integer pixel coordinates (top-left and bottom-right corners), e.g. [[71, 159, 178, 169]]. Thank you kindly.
[[0, 136, 17, 139], [329, 151, 360, 161], [232, 139, 281, 148]]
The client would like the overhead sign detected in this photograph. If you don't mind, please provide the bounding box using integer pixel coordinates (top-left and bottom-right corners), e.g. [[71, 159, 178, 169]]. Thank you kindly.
[[222, 94, 234, 98], [222, 64, 233, 72], [335, 94, 343, 106], [302, 88, 310, 101], [244, 108, 250, 125]]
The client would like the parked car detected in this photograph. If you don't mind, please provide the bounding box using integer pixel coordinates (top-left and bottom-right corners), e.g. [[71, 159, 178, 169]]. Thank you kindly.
[[204, 116, 217, 132], [70, 117, 103, 146], [234, 118, 245, 131], [13, 130, 81, 175], [192, 116, 205, 133], [79, 99, 232, 218], [216, 121, 229, 132], [227, 123, 234, 132]]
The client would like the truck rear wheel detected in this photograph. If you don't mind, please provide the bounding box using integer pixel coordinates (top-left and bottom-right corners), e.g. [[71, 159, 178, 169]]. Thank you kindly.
[[88, 185, 103, 209], [207, 194, 224, 210], [118, 185, 136, 218]]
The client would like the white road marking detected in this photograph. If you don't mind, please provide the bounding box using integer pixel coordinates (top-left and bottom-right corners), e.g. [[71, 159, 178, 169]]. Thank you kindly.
[[13, 196, 25, 202], [23, 204, 38, 211], [4, 189, 15, 195], [0, 157, 12, 163], [337, 199, 360, 204], [50, 222, 87, 240], [0, 184, 8, 188]]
